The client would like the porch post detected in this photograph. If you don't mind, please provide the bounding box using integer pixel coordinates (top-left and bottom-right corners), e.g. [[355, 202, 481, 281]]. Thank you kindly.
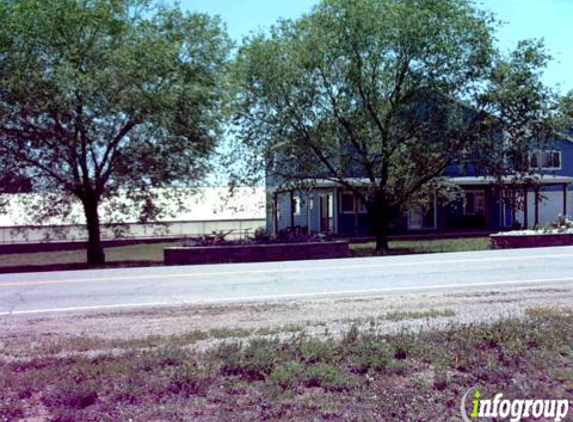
[[534, 187, 540, 228], [353, 193, 359, 237], [273, 192, 279, 236], [511, 189, 516, 228], [290, 190, 295, 229], [306, 191, 311, 234], [332, 188, 338, 234], [499, 188, 503, 230], [523, 186, 529, 229], [563, 184, 568, 216]]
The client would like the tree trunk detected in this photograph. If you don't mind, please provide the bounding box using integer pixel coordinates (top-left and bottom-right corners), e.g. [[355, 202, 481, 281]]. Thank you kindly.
[[369, 195, 391, 255], [83, 196, 105, 265]]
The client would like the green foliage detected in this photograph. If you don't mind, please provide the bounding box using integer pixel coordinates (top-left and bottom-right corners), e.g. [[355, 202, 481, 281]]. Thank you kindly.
[[302, 362, 358, 392], [477, 39, 557, 179], [232, 0, 555, 251], [168, 362, 211, 397], [269, 360, 306, 389], [384, 309, 456, 322], [0, 0, 231, 263], [559, 91, 573, 129], [346, 336, 392, 373], [232, 0, 502, 248]]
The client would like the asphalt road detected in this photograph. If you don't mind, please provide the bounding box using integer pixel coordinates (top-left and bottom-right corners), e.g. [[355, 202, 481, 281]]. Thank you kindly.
[[1, 246, 573, 316]]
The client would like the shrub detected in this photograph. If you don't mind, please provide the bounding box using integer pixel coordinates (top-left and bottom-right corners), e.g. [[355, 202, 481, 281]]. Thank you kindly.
[[168, 363, 211, 397], [346, 338, 392, 373], [269, 361, 306, 389], [297, 338, 340, 365], [303, 363, 358, 392]]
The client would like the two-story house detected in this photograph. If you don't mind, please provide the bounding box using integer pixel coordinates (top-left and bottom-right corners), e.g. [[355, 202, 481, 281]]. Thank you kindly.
[[267, 135, 573, 237]]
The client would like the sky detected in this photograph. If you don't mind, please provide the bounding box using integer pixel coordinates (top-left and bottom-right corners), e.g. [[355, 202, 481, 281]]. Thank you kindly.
[[177, 0, 573, 95]]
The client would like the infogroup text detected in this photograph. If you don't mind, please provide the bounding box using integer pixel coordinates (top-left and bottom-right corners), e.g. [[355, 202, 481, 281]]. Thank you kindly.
[[462, 388, 570, 422]]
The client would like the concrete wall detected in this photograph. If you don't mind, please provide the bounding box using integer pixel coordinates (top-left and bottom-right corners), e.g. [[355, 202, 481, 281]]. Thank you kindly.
[[0, 219, 266, 245]]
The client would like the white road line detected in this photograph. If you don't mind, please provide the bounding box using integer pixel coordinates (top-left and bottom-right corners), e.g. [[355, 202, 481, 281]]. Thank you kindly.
[[2, 276, 572, 316], [2, 252, 573, 287]]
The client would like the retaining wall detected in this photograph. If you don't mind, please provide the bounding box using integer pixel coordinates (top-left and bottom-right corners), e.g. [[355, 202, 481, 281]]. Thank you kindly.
[[164, 241, 350, 266], [491, 233, 573, 249]]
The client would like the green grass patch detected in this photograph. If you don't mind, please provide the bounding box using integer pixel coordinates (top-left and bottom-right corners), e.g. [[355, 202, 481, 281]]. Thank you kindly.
[[0, 242, 181, 268], [0, 237, 491, 270], [350, 237, 491, 257], [209, 328, 253, 339], [384, 309, 456, 322]]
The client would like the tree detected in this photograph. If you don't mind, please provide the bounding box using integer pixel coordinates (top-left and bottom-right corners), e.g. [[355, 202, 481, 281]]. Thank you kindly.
[[232, 0, 499, 253], [559, 91, 573, 127], [474, 40, 557, 228], [0, 0, 231, 264], [478, 40, 556, 177]]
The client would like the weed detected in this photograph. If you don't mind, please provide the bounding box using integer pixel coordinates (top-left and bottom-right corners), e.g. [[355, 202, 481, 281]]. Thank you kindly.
[[210, 328, 253, 339], [384, 309, 456, 322], [303, 363, 358, 392], [269, 361, 306, 389]]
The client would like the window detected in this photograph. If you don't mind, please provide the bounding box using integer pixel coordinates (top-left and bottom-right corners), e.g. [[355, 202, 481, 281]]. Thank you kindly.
[[530, 150, 561, 170], [464, 191, 485, 216], [341, 192, 355, 214], [340, 192, 368, 214], [357, 199, 368, 214], [292, 195, 301, 216]]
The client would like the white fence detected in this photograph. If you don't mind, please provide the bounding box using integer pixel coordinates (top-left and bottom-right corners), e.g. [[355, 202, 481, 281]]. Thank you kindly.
[[0, 219, 266, 244]]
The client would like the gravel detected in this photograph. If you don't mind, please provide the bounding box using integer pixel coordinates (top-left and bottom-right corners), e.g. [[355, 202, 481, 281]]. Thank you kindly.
[[1, 282, 572, 356]]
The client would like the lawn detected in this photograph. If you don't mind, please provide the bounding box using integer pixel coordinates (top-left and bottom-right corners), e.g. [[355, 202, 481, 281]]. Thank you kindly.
[[350, 237, 491, 257], [0, 238, 491, 270], [0, 242, 181, 269], [1, 307, 571, 421]]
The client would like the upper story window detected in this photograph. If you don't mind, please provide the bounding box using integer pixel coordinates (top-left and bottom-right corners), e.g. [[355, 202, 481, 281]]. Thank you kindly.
[[530, 150, 561, 170]]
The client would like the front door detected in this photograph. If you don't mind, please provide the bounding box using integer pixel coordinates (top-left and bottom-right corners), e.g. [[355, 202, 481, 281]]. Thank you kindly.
[[408, 207, 424, 230], [408, 196, 436, 231], [320, 194, 334, 233]]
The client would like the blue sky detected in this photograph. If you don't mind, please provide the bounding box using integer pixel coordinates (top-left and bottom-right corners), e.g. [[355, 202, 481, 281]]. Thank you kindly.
[[177, 0, 573, 94]]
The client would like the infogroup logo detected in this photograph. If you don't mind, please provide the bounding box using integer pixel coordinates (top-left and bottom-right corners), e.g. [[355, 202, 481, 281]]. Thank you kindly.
[[461, 387, 570, 422]]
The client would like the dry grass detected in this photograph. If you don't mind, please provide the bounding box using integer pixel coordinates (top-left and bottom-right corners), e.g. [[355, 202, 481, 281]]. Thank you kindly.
[[1, 306, 571, 421]]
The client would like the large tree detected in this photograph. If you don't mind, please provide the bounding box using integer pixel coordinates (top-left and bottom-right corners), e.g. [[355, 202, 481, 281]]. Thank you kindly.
[[233, 0, 499, 253], [477, 40, 556, 182], [0, 0, 231, 264], [233, 0, 558, 251], [469, 39, 559, 229]]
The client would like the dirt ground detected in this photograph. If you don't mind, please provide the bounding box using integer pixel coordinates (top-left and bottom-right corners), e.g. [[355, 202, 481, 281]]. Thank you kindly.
[[1, 283, 572, 422], [2, 282, 572, 357]]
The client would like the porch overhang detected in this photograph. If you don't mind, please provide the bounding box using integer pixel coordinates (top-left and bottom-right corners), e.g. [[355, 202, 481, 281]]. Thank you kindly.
[[269, 175, 573, 192], [448, 175, 573, 187]]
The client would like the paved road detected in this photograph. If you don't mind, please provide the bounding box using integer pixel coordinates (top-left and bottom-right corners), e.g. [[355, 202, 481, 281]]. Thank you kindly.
[[1, 246, 573, 316]]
